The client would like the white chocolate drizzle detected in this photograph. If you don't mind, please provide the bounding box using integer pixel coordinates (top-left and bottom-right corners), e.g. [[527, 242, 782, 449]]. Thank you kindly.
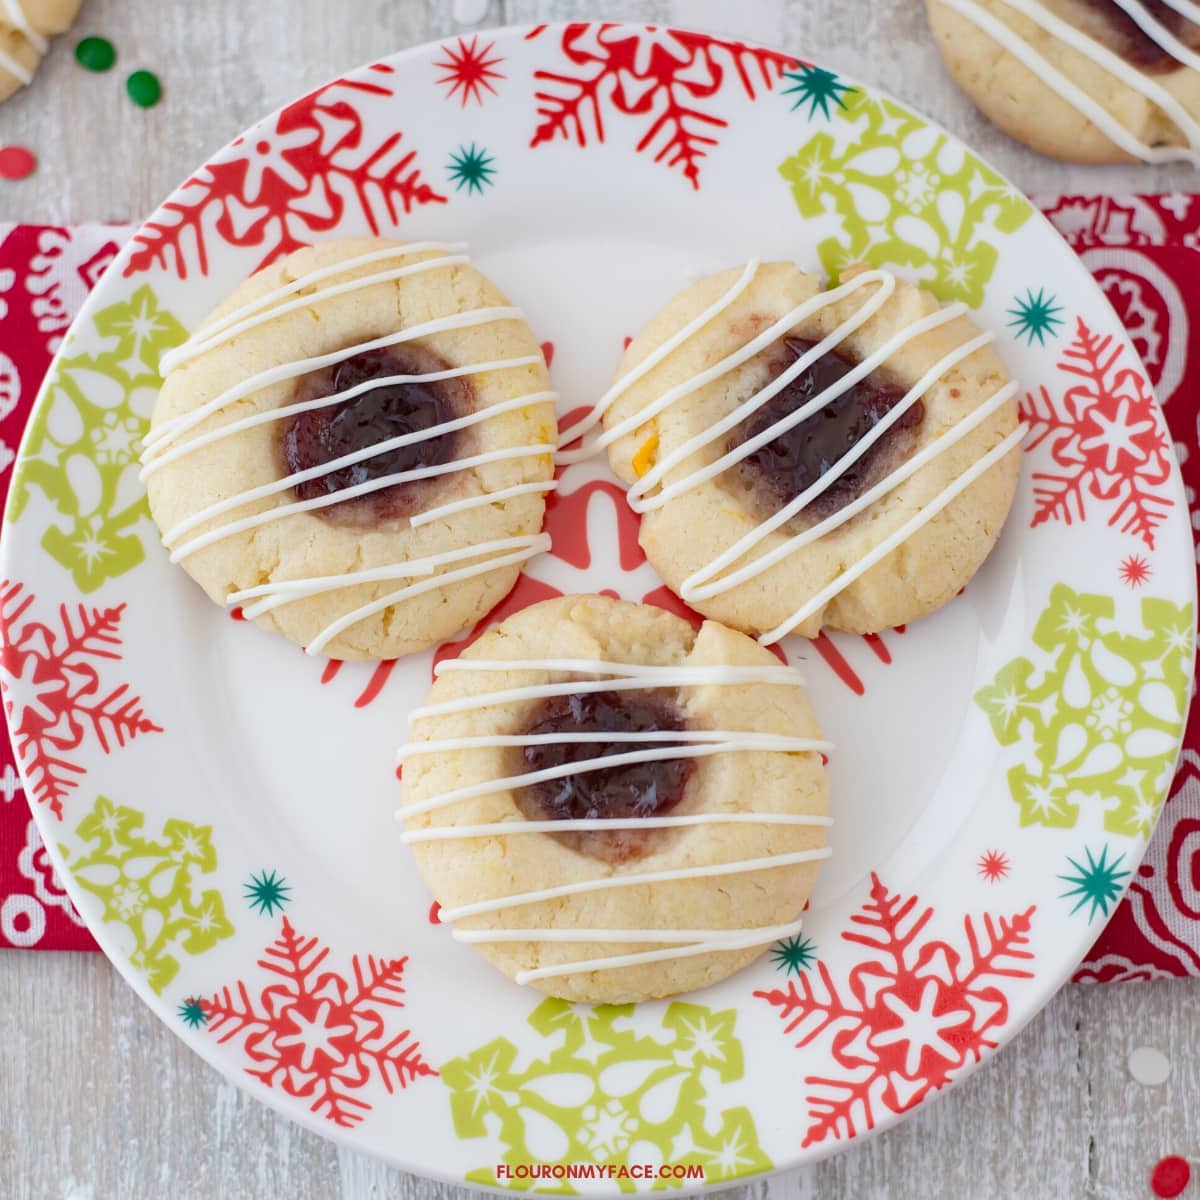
[[398, 658, 831, 982], [397, 734, 830, 819], [1163, 0, 1200, 22], [142, 242, 556, 654], [401, 812, 832, 843], [1, 0, 45, 52], [436, 851, 829, 922], [564, 260, 1024, 645], [938, 0, 1200, 163], [498, 921, 811, 985], [156, 242, 471, 375], [143, 304, 527, 457], [0, 44, 32, 84], [410, 659, 809, 720]]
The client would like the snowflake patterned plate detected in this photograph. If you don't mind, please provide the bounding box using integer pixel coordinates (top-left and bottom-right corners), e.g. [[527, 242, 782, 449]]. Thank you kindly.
[[0, 21, 1195, 1193]]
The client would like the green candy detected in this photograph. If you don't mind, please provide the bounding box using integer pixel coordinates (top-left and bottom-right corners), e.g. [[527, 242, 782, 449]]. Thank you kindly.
[[74, 36, 116, 72], [125, 69, 162, 108]]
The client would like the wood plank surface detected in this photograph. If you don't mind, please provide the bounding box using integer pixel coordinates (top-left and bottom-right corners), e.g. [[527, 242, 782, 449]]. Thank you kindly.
[[1, 1, 1195, 1197]]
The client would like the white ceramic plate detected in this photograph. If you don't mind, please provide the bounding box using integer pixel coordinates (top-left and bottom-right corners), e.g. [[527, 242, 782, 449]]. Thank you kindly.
[[2, 21, 1195, 1193]]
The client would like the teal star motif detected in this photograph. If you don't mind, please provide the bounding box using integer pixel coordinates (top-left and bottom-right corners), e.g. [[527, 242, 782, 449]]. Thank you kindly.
[[781, 63, 854, 120], [243, 868, 292, 917], [769, 933, 818, 975], [1007, 287, 1065, 346], [177, 997, 207, 1029], [1058, 845, 1131, 921], [447, 142, 496, 195]]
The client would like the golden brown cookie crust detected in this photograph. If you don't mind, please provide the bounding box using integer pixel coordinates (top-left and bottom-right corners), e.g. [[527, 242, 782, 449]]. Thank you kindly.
[[402, 595, 830, 1004], [146, 239, 556, 660], [926, 0, 1200, 163], [0, 0, 82, 104], [602, 261, 1020, 640]]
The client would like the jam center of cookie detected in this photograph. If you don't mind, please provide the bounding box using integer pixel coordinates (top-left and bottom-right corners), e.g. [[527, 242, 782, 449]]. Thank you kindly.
[[514, 690, 694, 862], [1080, 0, 1196, 73], [727, 338, 922, 522], [281, 346, 464, 524]]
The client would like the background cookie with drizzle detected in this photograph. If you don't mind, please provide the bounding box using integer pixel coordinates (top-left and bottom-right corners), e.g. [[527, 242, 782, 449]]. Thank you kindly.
[[144, 238, 557, 660], [0, 0, 79, 104], [927, 0, 1200, 164]]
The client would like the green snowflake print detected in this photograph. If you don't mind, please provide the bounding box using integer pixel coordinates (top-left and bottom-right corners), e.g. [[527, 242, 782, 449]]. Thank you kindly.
[[65, 795, 234, 993], [778, 89, 1033, 307], [1059, 845, 1131, 921], [975, 586, 1193, 838], [6, 286, 187, 592], [244, 868, 291, 916], [442, 999, 771, 1192], [178, 997, 208, 1028], [781, 63, 854, 120], [769, 932, 817, 975], [447, 142, 496, 195], [1008, 287, 1065, 346]]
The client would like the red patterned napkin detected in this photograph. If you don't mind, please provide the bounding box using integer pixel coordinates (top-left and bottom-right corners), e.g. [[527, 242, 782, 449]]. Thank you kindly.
[[0, 210, 1197, 979], [1038, 195, 1200, 982], [0, 224, 130, 949]]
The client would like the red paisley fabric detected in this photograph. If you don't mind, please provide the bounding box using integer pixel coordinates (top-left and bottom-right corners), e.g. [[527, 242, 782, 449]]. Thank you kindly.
[[0, 208, 1197, 979], [1038, 195, 1200, 983], [0, 224, 127, 950]]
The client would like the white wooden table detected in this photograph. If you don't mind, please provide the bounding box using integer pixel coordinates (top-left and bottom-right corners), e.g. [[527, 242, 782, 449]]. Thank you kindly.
[[1, 1, 1196, 1197]]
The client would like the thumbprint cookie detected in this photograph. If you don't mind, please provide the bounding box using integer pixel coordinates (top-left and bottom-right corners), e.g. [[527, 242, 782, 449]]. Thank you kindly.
[[143, 239, 557, 659], [399, 594, 831, 1004], [578, 260, 1023, 642]]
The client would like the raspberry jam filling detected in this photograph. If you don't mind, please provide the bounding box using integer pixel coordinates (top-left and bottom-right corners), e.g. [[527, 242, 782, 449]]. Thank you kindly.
[[1081, 0, 1196, 73], [280, 345, 467, 525], [514, 689, 694, 863], [726, 337, 923, 523]]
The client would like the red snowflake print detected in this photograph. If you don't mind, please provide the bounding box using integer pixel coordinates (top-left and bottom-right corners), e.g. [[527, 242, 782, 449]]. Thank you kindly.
[[201, 916, 435, 1128], [428, 478, 652, 676], [434, 34, 505, 106], [810, 627, 907, 696], [1020, 317, 1174, 549], [125, 69, 446, 279], [976, 849, 1011, 883], [319, 657, 400, 709], [543, 480, 646, 573], [755, 873, 1035, 1148], [1119, 554, 1153, 588], [236, 610, 402, 709], [525, 23, 798, 189], [0, 581, 161, 819]]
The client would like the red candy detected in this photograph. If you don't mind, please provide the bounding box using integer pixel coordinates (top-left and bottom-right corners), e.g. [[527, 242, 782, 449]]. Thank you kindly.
[[1151, 1156, 1191, 1199], [0, 145, 36, 180]]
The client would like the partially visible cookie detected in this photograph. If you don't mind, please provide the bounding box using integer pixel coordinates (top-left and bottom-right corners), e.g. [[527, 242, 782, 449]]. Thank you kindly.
[[144, 238, 556, 660], [599, 260, 1022, 641], [400, 594, 830, 1004], [0, 0, 82, 104], [926, 0, 1200, 163]]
